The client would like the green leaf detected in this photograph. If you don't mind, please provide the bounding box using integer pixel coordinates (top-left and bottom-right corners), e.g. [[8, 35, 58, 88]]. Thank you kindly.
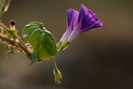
[[5, 30, 17, 36], [30, 50, 38, 65], [23, 22, 57, 62]]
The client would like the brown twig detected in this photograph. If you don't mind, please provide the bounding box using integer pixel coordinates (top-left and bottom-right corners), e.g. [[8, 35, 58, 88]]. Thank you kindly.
[[0, 23, 31, 59]]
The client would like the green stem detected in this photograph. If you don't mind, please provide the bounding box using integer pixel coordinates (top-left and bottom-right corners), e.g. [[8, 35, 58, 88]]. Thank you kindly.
[[51, 57, 58, 72]]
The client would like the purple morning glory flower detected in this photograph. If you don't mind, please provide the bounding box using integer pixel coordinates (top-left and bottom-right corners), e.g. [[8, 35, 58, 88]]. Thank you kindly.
[[60, 9, 79, 44], [66, 4, 104, 42], [58, 4, 104, 51]]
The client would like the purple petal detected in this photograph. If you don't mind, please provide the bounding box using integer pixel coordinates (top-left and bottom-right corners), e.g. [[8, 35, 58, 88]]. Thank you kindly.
[[88, 10, 99, 21], [78, 4, 95, 30], [83, 17, 97, 31], [67, 9, 73, 27], [78, 4, 104, 32], [78, 4, 91, 24], [89, 21, 104, 29], [67, 24, 82, 42], [60, 9, 79, 43], [67, 9, 79, 28]]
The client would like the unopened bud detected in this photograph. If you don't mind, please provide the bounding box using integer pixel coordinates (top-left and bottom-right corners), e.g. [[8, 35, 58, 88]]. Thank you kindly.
[[10, 20, 15, 26], [10, 20, 16, 30], [53, 69, 62, 85]]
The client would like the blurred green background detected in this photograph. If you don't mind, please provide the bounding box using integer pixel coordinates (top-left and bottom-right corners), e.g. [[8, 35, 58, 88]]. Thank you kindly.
[[0, 0, 133, 89]]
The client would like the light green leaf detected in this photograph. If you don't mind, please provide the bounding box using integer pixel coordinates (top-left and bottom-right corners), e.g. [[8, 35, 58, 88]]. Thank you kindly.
[[5, 30, 17, 36], [23, 22, 57, 62]]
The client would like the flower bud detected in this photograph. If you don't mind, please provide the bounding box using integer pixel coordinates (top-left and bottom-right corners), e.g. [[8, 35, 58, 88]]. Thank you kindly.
[[10, 20, 16, 30], [53, 68, 62, 85]]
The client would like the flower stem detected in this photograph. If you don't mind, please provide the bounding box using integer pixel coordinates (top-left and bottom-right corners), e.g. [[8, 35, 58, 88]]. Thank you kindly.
[[51, 57, 58, 72], [51, 57, 62, 84]]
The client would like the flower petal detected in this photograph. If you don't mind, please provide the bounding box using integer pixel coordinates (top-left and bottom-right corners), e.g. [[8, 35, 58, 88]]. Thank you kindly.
[[78, 4, 95, 30], [89, 21, 104, 29], [88, 10, 99, 21], [67, 24, 82, 42], [67, 9, 79, 29], [83, 17, 97, 31], [60, 9, 79, 44], [78, 4, 104, 32]]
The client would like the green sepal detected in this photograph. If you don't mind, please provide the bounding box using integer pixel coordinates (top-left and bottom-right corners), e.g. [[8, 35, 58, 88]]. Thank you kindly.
[[56, 41, 62, 49], [23, 21, 57, 62], [58, 42, 70, 52]]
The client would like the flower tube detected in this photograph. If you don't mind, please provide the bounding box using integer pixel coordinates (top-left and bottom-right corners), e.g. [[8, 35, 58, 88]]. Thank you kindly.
[[59, 9, 79, 45]]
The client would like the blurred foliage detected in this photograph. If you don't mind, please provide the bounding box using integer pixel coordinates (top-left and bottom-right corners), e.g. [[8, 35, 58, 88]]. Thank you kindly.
[[0, 0, 10, 18]]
